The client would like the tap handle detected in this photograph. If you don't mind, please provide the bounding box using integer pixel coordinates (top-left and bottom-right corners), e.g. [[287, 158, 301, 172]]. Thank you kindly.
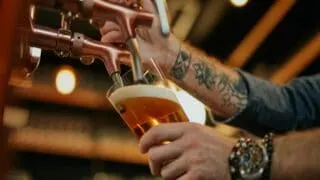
[[154, 0, 170, 36], [82, 0, 154, 38]]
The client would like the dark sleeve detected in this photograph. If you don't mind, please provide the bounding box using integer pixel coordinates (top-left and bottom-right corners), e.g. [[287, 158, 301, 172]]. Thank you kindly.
[[228, 71, 320, 133]]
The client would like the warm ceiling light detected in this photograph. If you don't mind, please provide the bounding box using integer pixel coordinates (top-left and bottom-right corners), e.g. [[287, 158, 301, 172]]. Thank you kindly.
[[230, 0, 248, 7], [55, 66, 77, 95]]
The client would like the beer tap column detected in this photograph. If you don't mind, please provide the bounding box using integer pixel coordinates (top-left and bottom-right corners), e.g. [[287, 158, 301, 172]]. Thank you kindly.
[[154, 0, 170, 36]]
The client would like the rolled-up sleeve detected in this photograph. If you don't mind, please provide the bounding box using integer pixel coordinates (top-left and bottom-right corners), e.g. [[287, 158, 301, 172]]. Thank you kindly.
[[228, 71, 320, 133]]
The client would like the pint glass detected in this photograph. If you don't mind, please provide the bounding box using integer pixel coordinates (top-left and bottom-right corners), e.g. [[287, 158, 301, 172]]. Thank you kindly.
[[107, 66, 189, 139]]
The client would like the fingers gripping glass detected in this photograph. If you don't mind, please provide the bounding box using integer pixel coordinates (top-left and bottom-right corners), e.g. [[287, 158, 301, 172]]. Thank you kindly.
[[107, 59, 189, 139]]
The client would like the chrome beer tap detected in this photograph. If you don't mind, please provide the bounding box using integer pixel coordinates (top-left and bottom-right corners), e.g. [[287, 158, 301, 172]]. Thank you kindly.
[[33, 0, 171, 84], [28, 25, 130, 88], [27, 5, 131, 88], [34, 0, 155, 83]]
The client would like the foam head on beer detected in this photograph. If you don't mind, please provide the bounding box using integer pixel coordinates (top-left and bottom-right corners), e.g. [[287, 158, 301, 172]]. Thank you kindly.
[[109, 84, 189, 139]]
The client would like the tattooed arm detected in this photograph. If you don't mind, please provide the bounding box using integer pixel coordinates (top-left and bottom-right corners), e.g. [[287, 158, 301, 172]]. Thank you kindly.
[[162, 42, 248, 118], [162, 41, 320, 132], [100, 0, 320, 131]]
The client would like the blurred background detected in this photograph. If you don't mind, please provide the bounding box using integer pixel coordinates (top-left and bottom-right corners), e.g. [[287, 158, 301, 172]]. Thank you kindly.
[[3, 0, 319, 179]]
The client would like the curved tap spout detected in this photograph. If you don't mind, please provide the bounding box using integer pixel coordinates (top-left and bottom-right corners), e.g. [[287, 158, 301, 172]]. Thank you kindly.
[[28, 25, 130, 79], [72, 33, 131, 76], [32, 0, 154, 83]]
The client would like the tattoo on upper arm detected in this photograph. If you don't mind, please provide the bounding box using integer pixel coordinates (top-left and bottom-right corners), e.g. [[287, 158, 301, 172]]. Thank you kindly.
[[171, 50, 191, 80], [193, 61, 248, 112]]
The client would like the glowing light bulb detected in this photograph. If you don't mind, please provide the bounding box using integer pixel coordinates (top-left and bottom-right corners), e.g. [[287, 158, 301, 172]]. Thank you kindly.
[[55, 66, 77, 95], [230, 0, 248, 7]]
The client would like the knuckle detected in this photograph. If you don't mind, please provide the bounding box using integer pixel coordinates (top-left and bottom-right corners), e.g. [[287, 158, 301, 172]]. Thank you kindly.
[[148, 148, 160, 162], [149, 132, 160, 144], [149, 125, 163, 141]]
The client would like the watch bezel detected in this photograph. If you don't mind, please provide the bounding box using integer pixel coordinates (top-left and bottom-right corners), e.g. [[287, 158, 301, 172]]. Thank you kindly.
[[239, 142, 269, 180]]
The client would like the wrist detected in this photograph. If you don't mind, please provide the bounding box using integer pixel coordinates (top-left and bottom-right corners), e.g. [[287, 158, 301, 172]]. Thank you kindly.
[[270, 137, 285, 180], [159, 34, 181, 75]]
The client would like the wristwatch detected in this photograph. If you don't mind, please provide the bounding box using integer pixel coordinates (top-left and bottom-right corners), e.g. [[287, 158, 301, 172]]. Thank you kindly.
[[229, 137, 270, 180]]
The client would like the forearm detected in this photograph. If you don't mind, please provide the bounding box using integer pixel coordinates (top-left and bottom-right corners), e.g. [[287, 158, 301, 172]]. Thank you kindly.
[[161, 37, 249, 118], [271, 129, 320, 180]]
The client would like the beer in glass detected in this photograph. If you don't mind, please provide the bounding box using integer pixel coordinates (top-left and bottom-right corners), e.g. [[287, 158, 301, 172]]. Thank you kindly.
[[107, 61, 189, 139], [109, 84, 189, 139]]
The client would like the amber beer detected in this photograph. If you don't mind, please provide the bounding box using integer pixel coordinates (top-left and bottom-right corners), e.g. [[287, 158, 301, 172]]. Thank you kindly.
[[109, 85, 189, 139]]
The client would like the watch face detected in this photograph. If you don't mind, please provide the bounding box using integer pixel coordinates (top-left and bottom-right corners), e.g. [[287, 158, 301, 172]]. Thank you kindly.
[[229, 139, 269, 180], [239, 144, 267, 179]]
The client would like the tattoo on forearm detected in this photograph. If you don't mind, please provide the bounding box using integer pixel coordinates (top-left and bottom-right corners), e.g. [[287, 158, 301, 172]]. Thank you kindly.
[[171, 50, 191, 80], [193, 61, 248, 112], [217, 73, 248, 111], [193, 62, 215, 89]]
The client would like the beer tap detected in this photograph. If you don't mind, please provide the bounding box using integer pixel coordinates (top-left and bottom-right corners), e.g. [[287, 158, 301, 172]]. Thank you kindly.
[[80, 0, 155, 83], [34, 0, 155, 83], [33, 0, 173, 84], [28, 5, 130, 88], [28, 25, 130, 88]]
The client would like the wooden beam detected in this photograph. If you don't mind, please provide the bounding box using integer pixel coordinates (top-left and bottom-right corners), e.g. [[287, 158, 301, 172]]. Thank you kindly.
[[226, 0, 296, 68], [8, 127, 148, 165], [11, 84, 112, 110], [270, 33, 320, 84]]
